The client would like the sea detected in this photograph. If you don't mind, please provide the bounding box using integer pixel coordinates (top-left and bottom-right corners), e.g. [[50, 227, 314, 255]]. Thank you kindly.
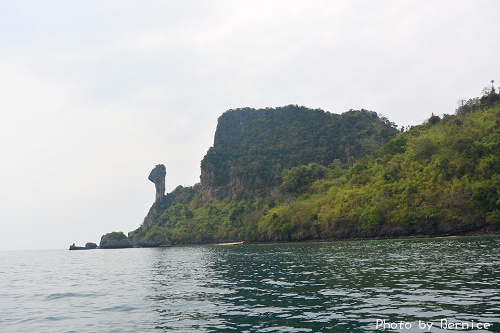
[[1, 236, 499, 332]]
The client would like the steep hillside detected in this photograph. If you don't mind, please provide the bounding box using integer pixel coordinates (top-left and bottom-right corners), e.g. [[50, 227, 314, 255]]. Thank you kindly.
[[257, 89, 500, 241]]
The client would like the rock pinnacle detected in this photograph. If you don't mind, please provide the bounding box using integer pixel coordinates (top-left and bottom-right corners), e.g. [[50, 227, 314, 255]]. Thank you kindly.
[[148, 164, 166, 202]]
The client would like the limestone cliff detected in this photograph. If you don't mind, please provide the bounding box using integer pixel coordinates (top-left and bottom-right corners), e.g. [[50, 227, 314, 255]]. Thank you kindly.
[[143, 164, 166, 227], [200, 105, 398, 199], [148, 164, 166, 202]]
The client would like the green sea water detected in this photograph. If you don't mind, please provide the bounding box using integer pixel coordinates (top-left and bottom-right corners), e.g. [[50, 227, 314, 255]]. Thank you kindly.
[[1, 236, 499, 332]]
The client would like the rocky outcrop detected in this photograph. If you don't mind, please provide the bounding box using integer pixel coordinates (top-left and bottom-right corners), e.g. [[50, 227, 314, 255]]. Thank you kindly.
[[148, 164, 166, 202], [200, 106, 399, 201], [99, 232, 132, 249], [200, 168, 216, 201], [142, 201, 162, 228], [143, 164, 167, 227]]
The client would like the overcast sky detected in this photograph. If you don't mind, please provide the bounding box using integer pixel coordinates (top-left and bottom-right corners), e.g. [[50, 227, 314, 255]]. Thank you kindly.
[[1, 1, 499, 251]]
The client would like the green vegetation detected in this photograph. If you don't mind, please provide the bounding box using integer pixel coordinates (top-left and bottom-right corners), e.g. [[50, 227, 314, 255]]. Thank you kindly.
[[201, 105, 398, 195], [128, 87, 500, 245], [107, 231, 128, 240]]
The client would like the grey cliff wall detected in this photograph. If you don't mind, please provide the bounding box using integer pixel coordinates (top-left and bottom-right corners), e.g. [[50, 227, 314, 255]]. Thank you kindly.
[[148, 164, 166, 203]]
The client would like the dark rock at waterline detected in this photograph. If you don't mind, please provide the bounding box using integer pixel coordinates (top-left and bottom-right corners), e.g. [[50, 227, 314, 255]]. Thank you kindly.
[[251, 218, 497, 243], [69, 242, 98, 250], [129, 233, 172, 247]]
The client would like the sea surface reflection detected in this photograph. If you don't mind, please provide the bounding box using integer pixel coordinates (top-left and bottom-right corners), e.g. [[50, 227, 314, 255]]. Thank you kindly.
[[1, 236, 499, 332], [145, 237, 500, 332]]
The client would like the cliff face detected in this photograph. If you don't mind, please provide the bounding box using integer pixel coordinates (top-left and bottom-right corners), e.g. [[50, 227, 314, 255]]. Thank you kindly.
[[200, 105, 398, 199], [200, 168, 260, 201]]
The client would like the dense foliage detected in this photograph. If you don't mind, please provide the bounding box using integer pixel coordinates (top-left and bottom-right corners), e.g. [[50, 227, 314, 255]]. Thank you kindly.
[[107, 231, 128, 241], [129, 88, 500, 245], [201, 105, 398, 195], [261, 112, 499, 239]]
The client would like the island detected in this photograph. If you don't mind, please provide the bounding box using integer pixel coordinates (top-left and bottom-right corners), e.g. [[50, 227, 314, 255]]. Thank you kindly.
[[100, 85, 500, 248]]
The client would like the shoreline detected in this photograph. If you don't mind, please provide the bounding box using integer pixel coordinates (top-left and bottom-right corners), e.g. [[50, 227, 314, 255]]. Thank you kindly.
[[99, 231, 500, 249]]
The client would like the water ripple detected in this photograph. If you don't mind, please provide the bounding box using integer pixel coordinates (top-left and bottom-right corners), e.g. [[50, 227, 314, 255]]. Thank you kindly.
[[1, 236, 499, 332]]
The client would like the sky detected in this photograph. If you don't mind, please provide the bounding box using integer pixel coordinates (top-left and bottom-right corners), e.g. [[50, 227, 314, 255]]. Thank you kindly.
[[1, 0, 499, 251]]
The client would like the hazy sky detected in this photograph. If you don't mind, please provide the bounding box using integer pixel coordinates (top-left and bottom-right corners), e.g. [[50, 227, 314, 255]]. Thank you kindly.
[[1, 1, 499, 251]]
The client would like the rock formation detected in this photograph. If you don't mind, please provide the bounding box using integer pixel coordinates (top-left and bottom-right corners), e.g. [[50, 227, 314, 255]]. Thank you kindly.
[[200, 106, 399, 200], [85, 242, 98, 249], [69, 242, 97, 250], [99, 232, 132, 249], [148, 164, 166, 202], [141, 164, 167, 228]]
